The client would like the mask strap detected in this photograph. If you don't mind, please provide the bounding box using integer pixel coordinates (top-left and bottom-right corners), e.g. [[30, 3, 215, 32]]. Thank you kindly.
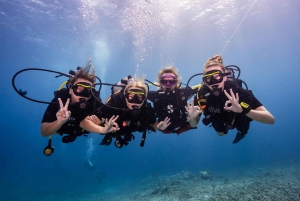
[[160, 75, 177, 80]]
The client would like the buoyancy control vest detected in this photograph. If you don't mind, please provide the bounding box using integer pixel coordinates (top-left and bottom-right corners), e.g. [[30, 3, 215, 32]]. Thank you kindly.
[[148, 88, 196, 134], [53, 88, 101, 143], [152, 88, 191, 133], [196, 78, 252, 134], [100, 91, 155, 148]]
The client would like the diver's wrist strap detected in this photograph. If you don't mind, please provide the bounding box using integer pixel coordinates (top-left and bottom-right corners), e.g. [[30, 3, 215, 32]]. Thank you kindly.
[[240, 102, 251, 115]]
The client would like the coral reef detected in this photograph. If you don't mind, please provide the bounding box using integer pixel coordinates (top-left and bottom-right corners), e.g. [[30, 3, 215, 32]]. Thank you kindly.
[[13, 164, 300, 201], [200, 171, 213, 180], [108, 165, 300, 201]]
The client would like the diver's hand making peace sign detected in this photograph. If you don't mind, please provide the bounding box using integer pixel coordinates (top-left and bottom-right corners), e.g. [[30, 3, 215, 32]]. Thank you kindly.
[[56, 98, 71, 123], [224, 89, 243, 113], [185, 100, 202, 120]]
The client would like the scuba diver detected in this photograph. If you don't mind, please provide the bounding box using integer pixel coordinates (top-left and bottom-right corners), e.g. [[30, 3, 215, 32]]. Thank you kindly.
[[85, 158, 106, 183], [80, 77, 160, 148], [40, 61, 119, 144], [194, 55, 275, 143], [147, 66, 202, 135]]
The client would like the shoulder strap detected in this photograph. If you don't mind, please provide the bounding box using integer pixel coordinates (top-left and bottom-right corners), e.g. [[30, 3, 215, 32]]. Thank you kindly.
[[175, 88, 188, 112], [196, 84, 209, 111]]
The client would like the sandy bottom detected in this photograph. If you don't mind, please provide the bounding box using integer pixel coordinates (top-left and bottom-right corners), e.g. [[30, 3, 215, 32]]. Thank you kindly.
[[3, 163, 300, 201]]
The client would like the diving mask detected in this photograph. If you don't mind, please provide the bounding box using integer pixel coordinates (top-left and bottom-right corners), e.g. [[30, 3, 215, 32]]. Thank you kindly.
[[160, 75, 177, 87], [72, 82, 94, 98], [203, 70, 226, 85], [125, 88, 146, 104]]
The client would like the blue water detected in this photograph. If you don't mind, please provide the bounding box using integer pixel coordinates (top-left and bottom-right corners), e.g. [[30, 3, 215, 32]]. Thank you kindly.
[[1, 0, 300, 200]]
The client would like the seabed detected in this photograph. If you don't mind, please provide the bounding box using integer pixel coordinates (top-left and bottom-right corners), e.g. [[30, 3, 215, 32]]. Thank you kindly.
[[5, 163, 300, 201]]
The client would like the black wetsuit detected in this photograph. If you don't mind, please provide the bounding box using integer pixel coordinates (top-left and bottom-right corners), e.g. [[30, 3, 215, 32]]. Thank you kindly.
[[95, 91, 156, 147], [148, 88, 197, 134], [41, 88, 102, 143], [194, 80, 262, 135]]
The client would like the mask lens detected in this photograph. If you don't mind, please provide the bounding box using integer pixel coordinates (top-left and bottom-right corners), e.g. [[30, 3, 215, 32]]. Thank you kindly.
[[75, 85, 85, 93], [160, 75, 177, 87], [72, 82, 93, 97], [125, 89, 146, 104], [160, 79, 177, 86], [160, 77, 177, 87], [203, 70, 224, 85]]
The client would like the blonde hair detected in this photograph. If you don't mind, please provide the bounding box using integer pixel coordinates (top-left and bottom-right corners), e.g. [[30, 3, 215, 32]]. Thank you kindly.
[[203, 55, 225, 73], [69, 59, 96, 86], [124, 76, 148, 97], [157, 65, 182, 89]]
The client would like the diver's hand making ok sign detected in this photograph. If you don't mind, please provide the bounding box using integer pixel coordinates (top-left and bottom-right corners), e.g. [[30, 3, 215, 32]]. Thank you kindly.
[[103, 115, 120, 133], [224, 89, 243, 113], [185, 100, 202, 120], [56, 98, 71, 123]]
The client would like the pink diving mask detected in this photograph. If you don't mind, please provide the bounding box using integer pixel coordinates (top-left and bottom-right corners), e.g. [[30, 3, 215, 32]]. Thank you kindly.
[[160, 75, 178, 87]]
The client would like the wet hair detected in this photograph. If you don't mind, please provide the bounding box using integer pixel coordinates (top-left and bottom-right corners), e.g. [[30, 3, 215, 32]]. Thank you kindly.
[[157, 65, 182, 89], [203, 55, 226, 73], [69, 59, 96, 87], [124, 76, 148, 97]]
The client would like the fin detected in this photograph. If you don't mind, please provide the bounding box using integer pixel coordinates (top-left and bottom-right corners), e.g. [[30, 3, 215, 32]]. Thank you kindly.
[[232, 131, 245, 144], [62, 135, 77, 143], [99, 134, 112, 146]]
